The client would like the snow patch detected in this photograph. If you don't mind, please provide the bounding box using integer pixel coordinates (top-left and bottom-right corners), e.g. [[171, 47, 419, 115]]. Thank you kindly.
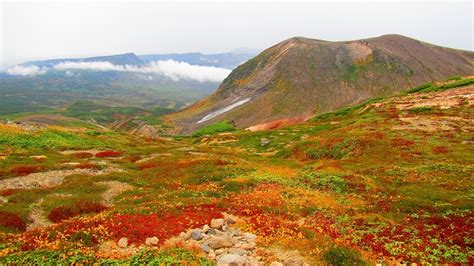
[[197, 98, 251, 124]]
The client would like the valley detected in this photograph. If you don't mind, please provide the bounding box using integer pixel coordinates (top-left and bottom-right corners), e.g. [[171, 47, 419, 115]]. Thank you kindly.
[[0, 75, 472, 264]]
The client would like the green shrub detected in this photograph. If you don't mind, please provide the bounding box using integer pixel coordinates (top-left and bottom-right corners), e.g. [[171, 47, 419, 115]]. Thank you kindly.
[[407, 82, 433, 93], [303, 139, 354, 160], [192, 120, 236, 137], [298, 172, 346, 193], [407, 107, 433, 113], [322, 246, 365, 265]]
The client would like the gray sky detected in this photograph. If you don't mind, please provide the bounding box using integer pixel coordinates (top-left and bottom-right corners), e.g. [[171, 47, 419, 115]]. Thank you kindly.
[[1, 1, 473, 68]]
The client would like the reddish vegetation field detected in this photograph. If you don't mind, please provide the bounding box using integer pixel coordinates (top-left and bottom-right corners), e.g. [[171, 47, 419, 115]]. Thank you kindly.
[[0, 80, 473, 264]]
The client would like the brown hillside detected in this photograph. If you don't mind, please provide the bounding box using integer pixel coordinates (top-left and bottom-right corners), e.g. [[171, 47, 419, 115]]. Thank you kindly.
[[168, 34, 474, 134]]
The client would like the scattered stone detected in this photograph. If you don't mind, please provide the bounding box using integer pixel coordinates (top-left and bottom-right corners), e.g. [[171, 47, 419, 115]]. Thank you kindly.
[[30, 155, 47, 160], [191, 229, 203, 240], [210, 218, 225, 229], [208, 236, 234, 249], [228, 248, 248, 256], [202, 224, 210, 233], [240, 242, 256, 250], [208, 250, 216, 259], [217, 254, 247, 266], [261, 138, 270, 146], [208, 228, 217, 235], [242, 233, 257, 241], [118, 237, 128, 248], [215, 248, 226, 255], [145, 236, 159, 246], [200, 243, 211, 253]]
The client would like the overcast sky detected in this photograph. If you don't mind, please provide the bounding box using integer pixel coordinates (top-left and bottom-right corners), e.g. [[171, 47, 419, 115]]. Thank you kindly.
[[1, 1, 473, 68]]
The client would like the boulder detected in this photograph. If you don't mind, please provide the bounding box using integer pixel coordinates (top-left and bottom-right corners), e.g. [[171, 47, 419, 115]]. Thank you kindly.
[[117, 237, 128, 248], [217, 254, 247, 266], [191, 229, 203, 240], [210, 218, 225, 229], [242, 233, 257, 241], [208, 236, 234, 249], [200, 243, 211, 253], [145, 236, 159, 246], [202, 224, 210, 233], [228, 248, 248, 256]]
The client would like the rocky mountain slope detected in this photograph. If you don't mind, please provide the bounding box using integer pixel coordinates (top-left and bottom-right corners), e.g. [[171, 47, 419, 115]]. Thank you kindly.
[[169, 34, 474, 134]]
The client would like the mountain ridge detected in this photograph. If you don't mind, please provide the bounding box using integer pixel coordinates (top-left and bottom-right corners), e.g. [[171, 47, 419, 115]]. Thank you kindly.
[[168, 34, 474, 134]]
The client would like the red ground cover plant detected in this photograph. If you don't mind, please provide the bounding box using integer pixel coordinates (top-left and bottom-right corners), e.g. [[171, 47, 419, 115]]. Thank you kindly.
[[105, 204, 223, 244], [125, 155, 142, 163], [9, 165, 44, 176], [0, 189, 17, 196], [432, 146, 448, 154], [73, 163, 101, 170], [0, 211, 26, 231], [48, 201, 108, 223], [138, 162, 160, 170], [95, 150, 122, 158], [72, 152, 94, 159], [391, 138, 415, 147]]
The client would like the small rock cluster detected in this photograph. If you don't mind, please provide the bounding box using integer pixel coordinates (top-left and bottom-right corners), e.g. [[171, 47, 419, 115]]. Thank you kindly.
[[178, 216, 262, 265]]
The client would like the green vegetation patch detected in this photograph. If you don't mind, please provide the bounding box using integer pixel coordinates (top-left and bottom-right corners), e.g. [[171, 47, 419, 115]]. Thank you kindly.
[[192, 120, 236, 137]]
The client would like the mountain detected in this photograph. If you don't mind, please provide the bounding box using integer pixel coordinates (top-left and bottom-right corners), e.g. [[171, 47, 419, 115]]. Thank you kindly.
[[168, 34, 474, 134], [83, 52, 144, 65], [138, 51, 258, 69], [22, 53, 144, 67]]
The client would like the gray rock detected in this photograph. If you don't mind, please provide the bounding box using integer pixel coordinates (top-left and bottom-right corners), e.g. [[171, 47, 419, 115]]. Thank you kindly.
[[200, 243, 211, 253], [261, 138, 270, 146], [208, 228, 217, 235], [191, 229, 203, 240]]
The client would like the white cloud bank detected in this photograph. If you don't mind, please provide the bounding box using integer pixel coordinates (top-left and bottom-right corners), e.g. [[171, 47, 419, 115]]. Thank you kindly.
[[6, 65, 47, 76], [52, 60, 231, 82]]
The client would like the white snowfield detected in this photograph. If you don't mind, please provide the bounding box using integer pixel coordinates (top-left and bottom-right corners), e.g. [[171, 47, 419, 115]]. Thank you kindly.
[[197, 97, 251, 124]]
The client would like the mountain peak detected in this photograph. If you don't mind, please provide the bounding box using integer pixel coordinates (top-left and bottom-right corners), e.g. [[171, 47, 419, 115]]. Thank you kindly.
[[169, 35, 474, 134]]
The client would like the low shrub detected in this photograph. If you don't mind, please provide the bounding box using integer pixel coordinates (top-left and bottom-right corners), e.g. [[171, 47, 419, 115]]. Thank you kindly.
[[0, 211, 26, 231], [303, 139, 354, 160], [73, 163, 101, 170], [407, 107, 433, 113], [10, 165, 43, 176], [298, 172, 346, 193], [432, 146, 448, 154], [192, 120, 235, 137], [95, 150, 122, 158], [72, 152, 94, 159], [322, 246, 365, 265], [48, 201, 107, 223], [138, 162, 159, 170]]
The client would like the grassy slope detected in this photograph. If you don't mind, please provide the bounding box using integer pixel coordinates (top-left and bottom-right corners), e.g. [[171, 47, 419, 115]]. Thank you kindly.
[[0, 77, 472, 264]]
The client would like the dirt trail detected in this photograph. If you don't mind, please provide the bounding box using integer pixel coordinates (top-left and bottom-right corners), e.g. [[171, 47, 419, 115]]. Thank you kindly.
[[0, 167, 122, 190], [27, 199, 53, 231], [95, 181, 133, 206]]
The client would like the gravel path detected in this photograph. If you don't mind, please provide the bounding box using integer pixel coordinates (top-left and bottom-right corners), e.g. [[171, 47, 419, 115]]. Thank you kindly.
[[95, 181, 133, 206], [0, 167, 122, 190], [27, 199, 53, 231]]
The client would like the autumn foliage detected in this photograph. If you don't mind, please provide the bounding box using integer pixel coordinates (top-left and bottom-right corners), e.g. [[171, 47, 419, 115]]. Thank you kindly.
[[95, 150, 122, 158], [48, 201, 108, 223], [0, 211, 26, 231], [10, 165, 44, 176]]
